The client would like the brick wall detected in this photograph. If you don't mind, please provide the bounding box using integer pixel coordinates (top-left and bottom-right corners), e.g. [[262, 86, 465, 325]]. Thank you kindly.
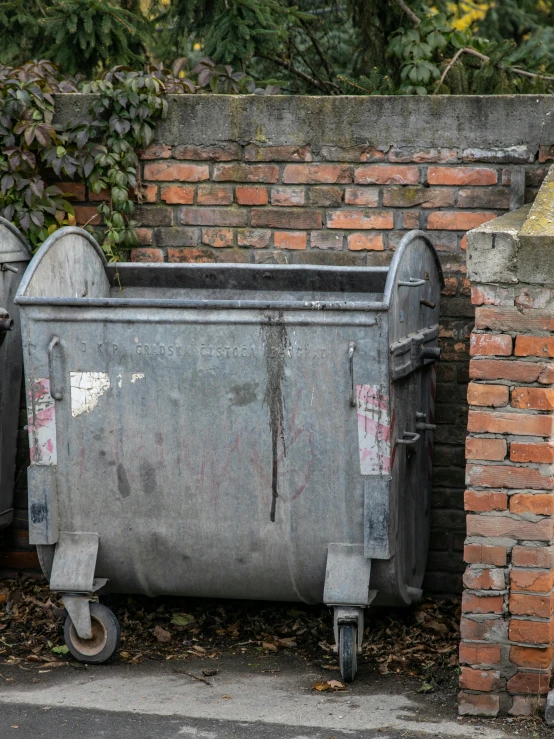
[[460, 173, 554, 716], [2, 95, 554, 594]]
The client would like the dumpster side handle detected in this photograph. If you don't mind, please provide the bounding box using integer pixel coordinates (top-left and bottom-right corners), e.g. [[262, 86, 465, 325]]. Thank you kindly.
[[48, 336, 63, 401], [348, 341, 357, 407]]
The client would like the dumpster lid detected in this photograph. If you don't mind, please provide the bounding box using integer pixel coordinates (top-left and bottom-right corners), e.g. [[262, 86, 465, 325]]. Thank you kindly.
[[16, 228, 443, 312], [0, 217, 32, 263]]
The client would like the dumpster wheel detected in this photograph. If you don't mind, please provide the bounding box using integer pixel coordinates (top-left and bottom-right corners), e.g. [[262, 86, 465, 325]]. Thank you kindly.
[[64, 603, 120, 664], [339, 623, 357, 683]]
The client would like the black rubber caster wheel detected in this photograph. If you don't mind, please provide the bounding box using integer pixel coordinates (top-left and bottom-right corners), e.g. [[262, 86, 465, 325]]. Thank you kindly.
[[339, 623, 358, 683], [64, 602, 121, 664]]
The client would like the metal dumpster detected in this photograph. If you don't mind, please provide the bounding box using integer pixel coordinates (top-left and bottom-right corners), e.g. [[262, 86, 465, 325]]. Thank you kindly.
[[0, 218, 31, 529], [17, 226, 443, 679]]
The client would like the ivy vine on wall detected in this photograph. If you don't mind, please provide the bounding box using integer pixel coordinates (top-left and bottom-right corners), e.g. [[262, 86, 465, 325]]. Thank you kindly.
[[0, 59, 272, 260]]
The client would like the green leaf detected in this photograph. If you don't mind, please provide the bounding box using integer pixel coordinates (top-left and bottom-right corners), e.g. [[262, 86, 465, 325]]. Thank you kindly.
[[171, 613, 195, 627], [51, 645, 69, 655]]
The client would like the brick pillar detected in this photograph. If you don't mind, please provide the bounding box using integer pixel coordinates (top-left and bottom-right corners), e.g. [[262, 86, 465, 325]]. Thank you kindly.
[[461, 167, 554, 717]]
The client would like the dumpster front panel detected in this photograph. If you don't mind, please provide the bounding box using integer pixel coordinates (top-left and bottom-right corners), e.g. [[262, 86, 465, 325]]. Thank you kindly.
[[22, 305, 388, 602], [0, 219, 31, 529]]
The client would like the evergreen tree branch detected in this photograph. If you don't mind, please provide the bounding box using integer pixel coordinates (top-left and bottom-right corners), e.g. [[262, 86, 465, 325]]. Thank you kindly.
[[299, 18, 337, 83], [289, 38, 339, 94]]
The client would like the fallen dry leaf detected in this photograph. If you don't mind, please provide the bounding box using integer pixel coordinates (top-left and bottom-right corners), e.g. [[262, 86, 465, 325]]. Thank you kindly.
[[153, 625, 171, 643], [312, 680, 345, 692], [262, 641, 278, 652]]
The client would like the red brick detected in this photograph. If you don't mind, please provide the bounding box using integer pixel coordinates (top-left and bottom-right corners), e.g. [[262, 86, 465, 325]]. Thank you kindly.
[[347, 233, 385, 251], [538, 145, 554, 163], [470, 334, 512, 356], [458, 691, 499, 717], [467, 382, 509, 407], [510, 646, 554, 670], [466, 514, 554, 541], [87, 187, 110, 202], [388, 147, 458, 163], [459, 666, 501, 691], [539, 365, 554, 383], [510, 492, 554, 514], [201, 228, 234, 247], [0, 550, 40, 570], [354, 165, 419, 185], [311, 231, 343, 250], [512, 387, 554, 411], [167, 248, 215, 263], [427, 167, 497, 185], [327, 211, 393, 230], [460, 616, 506, 641], [510, 593, 554, 618], [139, 144, 172, 159], [139, 184, 158, 203], [310, 187, 342, 207], [382, 186, 454, 208], [465, 438, 507, 462], [173, 144, 241, 161], [467, 464, 554, 491], [511, 569, 554, 594], [428, 211, 497, 230], [160, 185, 195, 204], [476, 306, 554, 332], [465, 544, 507, 566], [507, 671, 550, 695], [245, 144, 311, 162], [180, 208, 247, 227], [463, 566, 506, 590], [283, 164, 352, 184], [251, 209, 321, 229], [320, 144, 386, 162], [144, 162, 209, 182], [131, 248, 163, 263], [442, 278, 458, 296], [197, 185, 234, 206], [236, 186, 268, 206], [402, 211, 420, 229], [134, 206, 172, 227], [512, 546, 554, 569], [457, 188, 510, 209], [274, 232, 307, 250], [237, 229, 271, 248], [135, 228, 153, 245], [469, 359, 543, 383], [345, 187, 380, 206], [60, 182, 86, 199], [509, 618, 554, 644], [464, 489, 507, 511], [471, 285, 514, 306], [213, 164, 279, 183], [459, 643, 501, 666], [74, 206, 101, 226], [271, 187, 305, 206], [462, 593, 504, 614], [515, 336, 554, 357]]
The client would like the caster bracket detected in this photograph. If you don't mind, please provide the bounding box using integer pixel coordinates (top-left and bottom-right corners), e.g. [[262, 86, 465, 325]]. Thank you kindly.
[[62, 594, 93, 640], [332, 606, 365, 654]]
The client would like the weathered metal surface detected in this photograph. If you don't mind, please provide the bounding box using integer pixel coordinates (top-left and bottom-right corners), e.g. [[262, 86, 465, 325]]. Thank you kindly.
[[17, 226, 442, 607], [0, 218, 31, 529]]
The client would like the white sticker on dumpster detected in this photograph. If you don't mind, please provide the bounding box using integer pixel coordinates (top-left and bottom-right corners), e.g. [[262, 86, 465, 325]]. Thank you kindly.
[[28, 378, 57, 465], [70, 372, 110, 417], [356, 384, 391, 475]]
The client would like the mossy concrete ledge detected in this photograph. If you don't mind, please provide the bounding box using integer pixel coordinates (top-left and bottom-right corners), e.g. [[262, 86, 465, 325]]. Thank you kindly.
[[467, 164, 554, 285], [53, 93, 554, 150]]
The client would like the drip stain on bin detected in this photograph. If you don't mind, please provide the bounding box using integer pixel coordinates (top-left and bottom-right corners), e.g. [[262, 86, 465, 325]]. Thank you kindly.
[[117, 463, 131, 498], [261, 311, 289, 523]]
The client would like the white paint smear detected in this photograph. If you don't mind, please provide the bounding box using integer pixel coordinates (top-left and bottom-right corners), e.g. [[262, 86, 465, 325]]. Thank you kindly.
[[70, 372, 110, 417], [131, 373, 145, 383]]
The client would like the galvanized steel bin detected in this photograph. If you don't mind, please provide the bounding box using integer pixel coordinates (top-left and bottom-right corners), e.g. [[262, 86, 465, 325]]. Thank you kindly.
[[17, 227, 443, 677], [0, 218, 31, 529]]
